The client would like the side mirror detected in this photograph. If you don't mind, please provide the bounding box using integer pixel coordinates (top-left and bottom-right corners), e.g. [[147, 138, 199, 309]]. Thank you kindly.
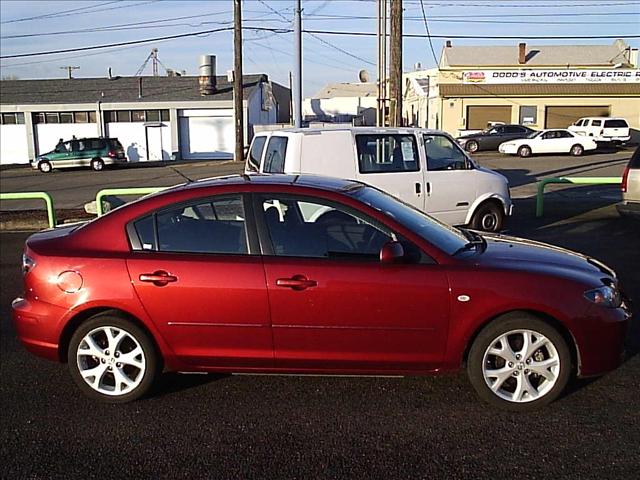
[[380, 241, 405, 264]]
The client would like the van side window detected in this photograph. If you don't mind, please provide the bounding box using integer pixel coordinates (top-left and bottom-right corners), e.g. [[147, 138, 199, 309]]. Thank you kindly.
[[591, 120, 602, 127], [423, 134, 468, 171], [263, 136, 288, 173], [248, 136, 267, 172], [356, 134, 419, 174]]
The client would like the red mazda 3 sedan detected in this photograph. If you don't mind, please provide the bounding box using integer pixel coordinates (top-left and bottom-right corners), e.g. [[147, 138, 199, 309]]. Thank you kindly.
[[12, 175, 630, 410]]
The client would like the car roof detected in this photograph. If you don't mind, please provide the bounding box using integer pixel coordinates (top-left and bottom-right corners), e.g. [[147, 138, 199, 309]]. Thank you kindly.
[[578, 117, 626, 120], [164, 174, 364, 194]]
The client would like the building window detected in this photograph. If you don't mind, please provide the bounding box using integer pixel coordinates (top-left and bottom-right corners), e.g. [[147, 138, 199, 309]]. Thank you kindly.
[[60, 112, 74, 124], [116, 110, 130, 122], [131, 110, 145, 122], [1, 112, 25, 125], [33, 113, 45, 124], [160, 109, 170, 121], [146, 110, 160, 122], [74, 112, 88, 123], [519, 106, 537, 126], [45, 113, 60, 124], [89, 111, 97, 123]]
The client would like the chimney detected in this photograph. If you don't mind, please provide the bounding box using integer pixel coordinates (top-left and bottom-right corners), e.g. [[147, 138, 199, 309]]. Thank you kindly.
[[518, 42, 527, 64], [445, 40, 452, 48], [198, 54, 216, 95]]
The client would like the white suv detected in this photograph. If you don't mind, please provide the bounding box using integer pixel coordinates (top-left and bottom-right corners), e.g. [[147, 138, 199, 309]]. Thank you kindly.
[[568, 117, 630, 144]]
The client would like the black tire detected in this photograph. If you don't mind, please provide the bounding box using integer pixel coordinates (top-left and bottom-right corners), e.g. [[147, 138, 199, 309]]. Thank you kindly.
[[470, 201, 504, 232], [68, 313, 160, 403], [91, 158, 105, 171], [467, 314, 572, 411], [466, 140, 479, 153], [518, 145, 532, 158], [570, 144, 584, 156], [38, 160, 52, 173]]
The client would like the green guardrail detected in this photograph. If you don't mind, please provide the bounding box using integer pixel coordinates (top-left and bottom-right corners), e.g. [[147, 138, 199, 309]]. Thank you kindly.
[[0, 192, 57, 228], [536, 176, 622, 218], [95, 187, 166, 216]]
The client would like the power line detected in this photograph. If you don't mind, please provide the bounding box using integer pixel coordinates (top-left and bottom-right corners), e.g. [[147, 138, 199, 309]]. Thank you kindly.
[[3, 26, 639, 61], [307, 33, 375, 67], [0, 0, 123, 24], [418, 0, 439, 70], [1, 1, 156, 25]]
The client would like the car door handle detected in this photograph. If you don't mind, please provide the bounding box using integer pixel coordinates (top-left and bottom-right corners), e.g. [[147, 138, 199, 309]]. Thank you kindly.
[[276, 275, 317, 291], [426, 182, 431, 195], [139, 270, 177, 286], [415, 182, 421, 194]]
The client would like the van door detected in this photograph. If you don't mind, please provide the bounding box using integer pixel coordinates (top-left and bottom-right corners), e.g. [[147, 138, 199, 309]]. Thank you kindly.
[[422, 133, 476, 225], [353, 133, 425, 211]]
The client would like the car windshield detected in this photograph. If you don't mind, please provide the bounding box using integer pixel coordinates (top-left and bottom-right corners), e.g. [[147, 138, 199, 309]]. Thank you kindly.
[[351, 186, 468, 256], [527, 131, 542, 139]]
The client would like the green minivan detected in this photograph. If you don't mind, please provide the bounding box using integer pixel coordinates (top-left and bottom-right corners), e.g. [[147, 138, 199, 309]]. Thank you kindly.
[[32, 137, 127, 173]]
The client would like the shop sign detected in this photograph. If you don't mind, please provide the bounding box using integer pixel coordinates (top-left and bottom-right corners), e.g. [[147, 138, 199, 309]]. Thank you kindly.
[[462, 69, 640, 84]]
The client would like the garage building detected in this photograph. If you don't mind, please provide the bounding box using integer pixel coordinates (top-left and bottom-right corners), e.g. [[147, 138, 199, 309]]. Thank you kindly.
[[0, 67, 290, 165]]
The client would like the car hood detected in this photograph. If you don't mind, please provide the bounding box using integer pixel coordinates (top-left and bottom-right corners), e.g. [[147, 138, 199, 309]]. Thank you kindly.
[[458, 133, 486, 140], [468, 232, 615, 285]]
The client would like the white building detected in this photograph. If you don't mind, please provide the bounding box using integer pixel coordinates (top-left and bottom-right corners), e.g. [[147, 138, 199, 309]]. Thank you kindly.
[[302, 82, 377, 126], [0, 73, 290, 165]]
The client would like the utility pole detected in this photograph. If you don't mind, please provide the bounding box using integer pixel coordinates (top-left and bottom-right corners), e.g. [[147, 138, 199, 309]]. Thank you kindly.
[[377, 0, 387, 127], [233, 0, 244, 162], [293, 0, 302, 128], [60, 66, 79, 79], [389, 0, 402, 126], [151, 48, 159, 76]]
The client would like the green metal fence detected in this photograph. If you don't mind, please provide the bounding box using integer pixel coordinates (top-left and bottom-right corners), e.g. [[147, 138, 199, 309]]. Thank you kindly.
[[536, 176, 622, 217], [0, 192, 57, 228], [95, 187, 166, 216]]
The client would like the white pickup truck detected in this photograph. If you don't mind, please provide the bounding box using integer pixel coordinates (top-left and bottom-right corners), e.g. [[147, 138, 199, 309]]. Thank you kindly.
[[245, 127, 512, 232]]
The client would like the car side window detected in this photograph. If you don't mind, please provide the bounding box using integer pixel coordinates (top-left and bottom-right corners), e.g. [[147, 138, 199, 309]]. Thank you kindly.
[[263, 136, 288, 173], [558, 131, 573, 138], [592, 120, 602, 127], [423, 134, 468, 171], [259, 195, 395, 261], [131, 195, 248, 254], [248, 136, 267, 172], [356, 134, 419, 174]]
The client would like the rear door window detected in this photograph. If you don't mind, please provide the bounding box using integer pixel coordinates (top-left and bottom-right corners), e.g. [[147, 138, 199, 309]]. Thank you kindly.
[[263, 136, 288, 173], [592, 120, 602, 127], [423, 134, 468, 171], [248, 136, 267, 172], [604, 119, 628, 128], [356, 134, 419, 173]]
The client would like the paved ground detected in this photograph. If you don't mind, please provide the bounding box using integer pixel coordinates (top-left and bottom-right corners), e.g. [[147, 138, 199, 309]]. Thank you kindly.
[[1, 196, 639, 479], [0, 149, 633, 211]]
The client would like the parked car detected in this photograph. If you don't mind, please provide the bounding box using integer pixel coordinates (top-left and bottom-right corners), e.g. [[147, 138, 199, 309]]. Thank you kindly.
[[32, 137, 127, 173], [499, 129, 598, 158], [245, 127, 512, 232], [456, 124, 535, 153], [617, 147, 640, 219], [12, 175, 630, 410], [568, 117, 630, 144]]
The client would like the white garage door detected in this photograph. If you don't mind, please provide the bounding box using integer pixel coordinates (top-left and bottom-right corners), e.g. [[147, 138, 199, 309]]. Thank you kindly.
[[179, 109, 234, 160]]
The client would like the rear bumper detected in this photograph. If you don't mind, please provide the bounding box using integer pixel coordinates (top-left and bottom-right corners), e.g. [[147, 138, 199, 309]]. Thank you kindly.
[[12, 296, 66, 362], [616, 201, 640, 219]]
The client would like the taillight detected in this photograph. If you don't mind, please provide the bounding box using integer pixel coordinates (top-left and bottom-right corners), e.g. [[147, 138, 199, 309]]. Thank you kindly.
[[22, 253, 36, 275], [621, 166, 630, 193], [108, 150, 116, 158]]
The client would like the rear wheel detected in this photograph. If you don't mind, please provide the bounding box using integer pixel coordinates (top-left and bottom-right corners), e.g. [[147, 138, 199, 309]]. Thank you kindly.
[[467, 314, 571, 411], [38, 160, 52, 173], [470, 201, 504, 232], [68, 314, 159, 402], [570, 144, 584, 156], [518, 145, 532, 158], [91, 158, 104, 171], [466, 140, 479, 153]]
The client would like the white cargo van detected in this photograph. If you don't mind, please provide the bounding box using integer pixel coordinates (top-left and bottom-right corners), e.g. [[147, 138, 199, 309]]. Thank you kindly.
[[245, 127, 512, 232], [568, 117, 630, 144]]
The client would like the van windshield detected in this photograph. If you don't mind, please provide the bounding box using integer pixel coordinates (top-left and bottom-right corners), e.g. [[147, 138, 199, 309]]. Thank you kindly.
[[351, 185, 468, 256]]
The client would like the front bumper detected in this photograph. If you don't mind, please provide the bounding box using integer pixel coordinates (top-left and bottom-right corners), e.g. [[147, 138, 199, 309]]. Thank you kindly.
[[498, 145, 517, 154]]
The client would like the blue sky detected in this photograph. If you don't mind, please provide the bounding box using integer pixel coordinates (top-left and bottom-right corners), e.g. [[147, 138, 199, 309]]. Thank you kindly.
[[1, 0, 638, 95]]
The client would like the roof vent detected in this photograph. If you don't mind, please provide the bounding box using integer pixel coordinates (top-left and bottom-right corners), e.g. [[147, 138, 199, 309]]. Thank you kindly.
[[519, 42, 527, 64], [199, 54, 216, 95]]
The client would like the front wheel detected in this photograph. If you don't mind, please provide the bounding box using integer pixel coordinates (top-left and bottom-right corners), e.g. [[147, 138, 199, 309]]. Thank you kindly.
[[470, 202, 504, 232], [518, 145, 532, 158], [465, 140, 479, 153], [38, 160, 52, 173], [467, 314, 571, 411], [68, 314, 159, 402], [91, 158, 104, 171], [570, 144, 584, 156]]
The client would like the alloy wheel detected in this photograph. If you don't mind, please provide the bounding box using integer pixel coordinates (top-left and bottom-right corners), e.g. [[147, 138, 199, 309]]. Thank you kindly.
[[481, 329, 560, 403]]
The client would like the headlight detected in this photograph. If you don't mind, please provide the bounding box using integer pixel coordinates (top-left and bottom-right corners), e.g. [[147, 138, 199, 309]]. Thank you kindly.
[[584, 285, 621, 308]]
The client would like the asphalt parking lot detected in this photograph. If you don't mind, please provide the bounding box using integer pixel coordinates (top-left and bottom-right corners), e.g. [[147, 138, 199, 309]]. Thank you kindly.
[[1, 154, 639, 477]]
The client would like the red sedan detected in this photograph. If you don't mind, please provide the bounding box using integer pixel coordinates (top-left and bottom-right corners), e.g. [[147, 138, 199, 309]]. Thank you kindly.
[[12, 175, 630, 410]]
